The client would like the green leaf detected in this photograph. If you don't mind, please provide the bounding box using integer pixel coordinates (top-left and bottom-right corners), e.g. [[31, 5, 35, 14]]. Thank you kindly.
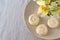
[[51, 10, 55, 12], [51, 0, 56, 2], [48, 0, 56, 5], [47, 11, 51, 16], [57, 5, 60, 7]]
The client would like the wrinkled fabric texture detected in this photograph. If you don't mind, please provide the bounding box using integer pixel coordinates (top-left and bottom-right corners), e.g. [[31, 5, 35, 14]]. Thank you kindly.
[[0, 0, 44, 40], [0, 0, 60, 40]]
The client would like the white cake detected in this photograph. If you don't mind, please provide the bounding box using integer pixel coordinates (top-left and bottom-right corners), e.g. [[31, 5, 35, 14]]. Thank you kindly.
[[47, 17, 59, 28], [36, 24, 48, 36], [28, 14, 40, 25]]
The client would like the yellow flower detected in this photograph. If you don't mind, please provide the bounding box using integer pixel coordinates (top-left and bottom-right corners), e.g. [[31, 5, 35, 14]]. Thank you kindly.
[[56, 7, 60, 16], [36, 0, 46, 6], [38, 5, 49, 16], [36, 0, 51, 5], [45, 0, 51, 4]]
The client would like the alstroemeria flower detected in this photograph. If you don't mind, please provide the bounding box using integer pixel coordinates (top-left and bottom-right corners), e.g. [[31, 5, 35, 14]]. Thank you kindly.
[[36, 0, 46, 6], [38, 5, 49, 16]]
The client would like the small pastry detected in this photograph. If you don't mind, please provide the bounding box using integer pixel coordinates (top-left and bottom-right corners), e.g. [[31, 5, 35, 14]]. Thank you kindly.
[[36, 24, 48, 36], [29, 14, 40, 25], [47, 17, 59, 28]]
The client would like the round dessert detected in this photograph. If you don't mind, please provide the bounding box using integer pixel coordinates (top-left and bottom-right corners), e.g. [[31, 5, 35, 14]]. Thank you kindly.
[[47, 17, 59, 28], [28, 14, 40, 25], [36, 24, 48, 36]]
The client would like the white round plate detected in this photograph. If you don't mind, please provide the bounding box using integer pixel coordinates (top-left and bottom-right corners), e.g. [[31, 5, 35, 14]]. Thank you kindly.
[[24, 1, 60, 39]]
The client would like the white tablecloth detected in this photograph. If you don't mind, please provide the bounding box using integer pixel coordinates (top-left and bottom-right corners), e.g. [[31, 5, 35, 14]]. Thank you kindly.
[[1, 0, 60, 40]]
